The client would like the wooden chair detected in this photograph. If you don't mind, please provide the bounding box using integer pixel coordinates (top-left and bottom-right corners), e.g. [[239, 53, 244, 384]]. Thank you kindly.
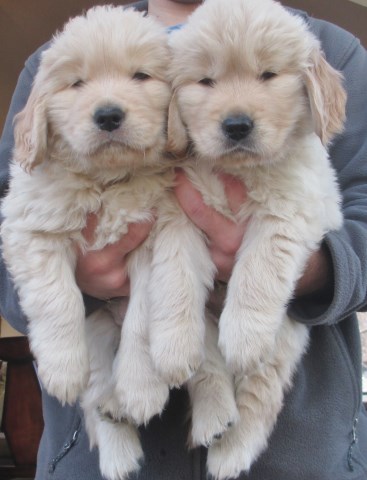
[[0, 336, 43, 479]]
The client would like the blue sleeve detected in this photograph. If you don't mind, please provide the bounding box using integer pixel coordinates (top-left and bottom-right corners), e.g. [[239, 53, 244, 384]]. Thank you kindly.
[[291, 19, 367, 326], [0, 48, 44, 333], [0, 43, 104, 333]]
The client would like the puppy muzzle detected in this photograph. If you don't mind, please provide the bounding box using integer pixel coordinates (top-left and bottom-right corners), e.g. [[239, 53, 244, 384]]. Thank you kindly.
[[221, 114, 254, 143], [93, 105, 126, 132]]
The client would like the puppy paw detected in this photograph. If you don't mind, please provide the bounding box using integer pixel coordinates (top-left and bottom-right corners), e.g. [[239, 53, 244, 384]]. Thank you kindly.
[[115, 365, 169, 425], [150, 335, 204, 387], [218, 307, 275, 374], [37, 347, 89, 404], [206, 382, 277, 480], [207, 436, 254, 480], [189, 370, 239, 448], [97, 416, 143, 480], [207, 404, 275, 479], [190, 403, 239, 448], [153, 354, 202, 388]]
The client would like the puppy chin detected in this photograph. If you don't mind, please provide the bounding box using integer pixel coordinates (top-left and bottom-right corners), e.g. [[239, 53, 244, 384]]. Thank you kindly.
[[193, 132, 273, 169], [66, 132, 158, 160], [88, 140, 132, 159]]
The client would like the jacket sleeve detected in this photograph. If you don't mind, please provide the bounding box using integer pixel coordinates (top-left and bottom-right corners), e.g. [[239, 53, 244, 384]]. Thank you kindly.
[[0, 48, 45, 334], [290, 19, 367, 326]]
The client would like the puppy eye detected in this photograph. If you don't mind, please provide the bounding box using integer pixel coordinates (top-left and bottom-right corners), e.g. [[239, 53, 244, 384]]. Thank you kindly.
[[198, 78, 215, 87], [260, 72, 277, 81], [71, 80, 85, 88], [133, 72, 151, 81]]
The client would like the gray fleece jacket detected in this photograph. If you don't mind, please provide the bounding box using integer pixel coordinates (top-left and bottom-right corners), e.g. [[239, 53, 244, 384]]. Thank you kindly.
[[0, 2, 367, 479]]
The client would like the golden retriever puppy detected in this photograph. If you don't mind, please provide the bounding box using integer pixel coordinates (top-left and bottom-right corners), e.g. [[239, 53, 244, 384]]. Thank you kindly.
[[1, 6, 175, 479], [1, 5, 240, 477], [164, 0, 346, 477]]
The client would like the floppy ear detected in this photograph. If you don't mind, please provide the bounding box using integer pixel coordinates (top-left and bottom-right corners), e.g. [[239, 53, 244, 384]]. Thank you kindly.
[[13, 84, 48, 173], [304, 47, 346, 146], [166, 91, 189, 155]]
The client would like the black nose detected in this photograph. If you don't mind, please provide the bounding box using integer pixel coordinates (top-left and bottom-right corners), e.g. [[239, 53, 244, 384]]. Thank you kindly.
[[93, 106, 125, 132], [222, 114, 254, 142]]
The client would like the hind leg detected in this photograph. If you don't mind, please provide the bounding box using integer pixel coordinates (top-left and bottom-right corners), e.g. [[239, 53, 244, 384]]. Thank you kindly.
[[188, 311, 239, 448], [82, 303, 144, 480], [207, 318, 309, 479]]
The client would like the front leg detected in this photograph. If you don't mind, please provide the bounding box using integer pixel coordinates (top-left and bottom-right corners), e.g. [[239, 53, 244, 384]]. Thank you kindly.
[[148, 206, 216, 387], [16, 239, 89, 404], [114, 245, 169, 425], [219, 217, 311, 374]]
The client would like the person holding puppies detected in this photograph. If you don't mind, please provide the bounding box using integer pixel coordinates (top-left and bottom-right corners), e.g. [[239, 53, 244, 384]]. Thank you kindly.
[[0, 0, 367, 479]]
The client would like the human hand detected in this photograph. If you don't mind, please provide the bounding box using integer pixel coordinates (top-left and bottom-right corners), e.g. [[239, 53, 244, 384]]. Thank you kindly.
[[174, 169, 332, 303], [75, 213, 154, 299], [174, 169, 248, 282]]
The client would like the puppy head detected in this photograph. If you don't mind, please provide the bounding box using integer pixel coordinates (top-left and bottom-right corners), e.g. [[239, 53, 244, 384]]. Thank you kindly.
[[14, 6, 171, 174], [168, 0, 346, 165]]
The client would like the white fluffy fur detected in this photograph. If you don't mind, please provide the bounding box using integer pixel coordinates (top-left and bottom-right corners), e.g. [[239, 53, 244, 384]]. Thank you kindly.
[[1, 1, 347, 479], [1, 6, 241, 479], [165, 0, 346, 477], [1, 6, 175, 479]]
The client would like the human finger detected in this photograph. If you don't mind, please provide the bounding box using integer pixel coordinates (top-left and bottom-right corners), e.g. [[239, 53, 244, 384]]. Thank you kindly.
[[76, 218, 154, 299], [174, 169, 246, 253], [218, 173, 247, 215]]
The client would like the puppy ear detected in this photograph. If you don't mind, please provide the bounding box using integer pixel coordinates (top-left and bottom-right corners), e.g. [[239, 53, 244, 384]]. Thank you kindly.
[[13, 85, 48, 172], [166, 92, 189, 155], [304, 47, 346, 145]]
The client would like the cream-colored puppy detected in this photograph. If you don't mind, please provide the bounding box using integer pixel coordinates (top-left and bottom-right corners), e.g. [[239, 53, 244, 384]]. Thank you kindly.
[[164, 0, 346, 477], [1, 6, 240, 478], [1, 7, 242, 480], [1, 6, 174, 479]]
